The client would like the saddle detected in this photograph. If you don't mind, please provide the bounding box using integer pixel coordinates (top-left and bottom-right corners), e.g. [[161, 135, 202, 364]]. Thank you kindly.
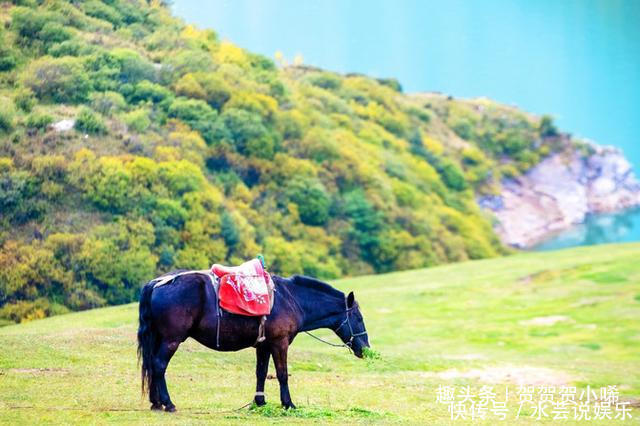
[[211, 258, 275, 317]]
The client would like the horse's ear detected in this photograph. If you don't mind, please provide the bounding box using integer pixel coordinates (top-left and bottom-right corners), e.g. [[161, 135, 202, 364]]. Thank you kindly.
[[346, 291, 355, 308]]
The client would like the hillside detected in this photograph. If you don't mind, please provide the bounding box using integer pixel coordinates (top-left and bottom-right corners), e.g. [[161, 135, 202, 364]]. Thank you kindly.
[[0, 0, 627, 322], [1, 243, 639, 423]]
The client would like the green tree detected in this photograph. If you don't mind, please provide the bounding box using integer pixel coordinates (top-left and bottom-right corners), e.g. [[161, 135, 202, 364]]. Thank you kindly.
[[220, 108, 279, 159], [287, 178, 331, 226], [539, 115, 558, 138], [24, 57, 91, 103]]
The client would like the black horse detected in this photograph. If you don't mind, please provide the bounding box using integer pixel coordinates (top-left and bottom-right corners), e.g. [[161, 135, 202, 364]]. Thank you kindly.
[[137, 272, 370, 411]]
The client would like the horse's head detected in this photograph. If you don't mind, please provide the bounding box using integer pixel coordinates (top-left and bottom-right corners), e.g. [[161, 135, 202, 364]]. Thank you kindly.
[[335, 291, 370, 358]]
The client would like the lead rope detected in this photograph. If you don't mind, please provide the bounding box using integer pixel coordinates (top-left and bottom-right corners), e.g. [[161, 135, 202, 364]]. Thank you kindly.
[[303, 330, 353, 353]]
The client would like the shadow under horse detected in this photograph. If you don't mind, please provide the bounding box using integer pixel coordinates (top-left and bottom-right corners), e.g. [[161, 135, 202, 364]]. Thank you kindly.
[[137, 273, 370, 411]]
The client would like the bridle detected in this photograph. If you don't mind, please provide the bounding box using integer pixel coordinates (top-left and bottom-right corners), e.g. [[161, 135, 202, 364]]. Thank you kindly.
[[304, 298, 368, 352], [334, 300, 368, 348]]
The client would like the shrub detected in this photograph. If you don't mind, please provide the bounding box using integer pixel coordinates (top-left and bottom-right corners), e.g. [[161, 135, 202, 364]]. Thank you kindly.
[[112, 48, 156, 84], [14, 88, 36, 112], [0, 298, 69, 323], [83, 51, 121, 92], [173, 72, 231, 110], [0, 170, 43, 224], [0, 99, 16, 133], [0, 30, 15, 71], [123, 108, 151, 133], [151, 198, 187, 229], [129, 80, 173, 104], [0, 47, 17, 71], [48, 39, 94, 57], [90, 91, 125, 116], [167, 97, 219, 144], [164, 49, 215, 77], [500, 131, 529, 156], [75, 108, 106, 134], [539, 115, 558, 137], [23, 56, 91, 103], [10, 6, 48, 39], [343, 190, 385, 267], [168, 97, 216, 123], [0, 157, 13, 172], [287, 178, 331, 226], [307, 72, 341, 90], [31, 155, 66, 180], [220, 211, 239, 253], [79, 238, 157, 304], [220, 107, 278, 158], [439, 160, 467, 191], [376, 77, 403, 92], [38, 22, 72, 45], [82, 0, 123, 27], [25, 113, 54, 132], [451, 118, 474, 140], [83, 157, 131, 212], [158, 160, 205, 195]]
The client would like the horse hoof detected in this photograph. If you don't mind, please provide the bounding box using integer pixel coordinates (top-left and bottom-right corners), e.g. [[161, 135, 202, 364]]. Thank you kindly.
[[283, 402, 296, 410], [150, 404, 163, 411], [254, 396, 266, 406], [164, 405, 177, 412]]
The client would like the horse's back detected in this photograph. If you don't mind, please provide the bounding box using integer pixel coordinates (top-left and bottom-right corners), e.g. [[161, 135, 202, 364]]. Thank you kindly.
[[150, 273, 208, 339]]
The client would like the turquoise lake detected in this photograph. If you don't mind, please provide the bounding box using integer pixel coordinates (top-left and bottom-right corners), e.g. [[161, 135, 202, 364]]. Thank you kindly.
[[532, 208, 640, 251], [172, 1, 640, 248]]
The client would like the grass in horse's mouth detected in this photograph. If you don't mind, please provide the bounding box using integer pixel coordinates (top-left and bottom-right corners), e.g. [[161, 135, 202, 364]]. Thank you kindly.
[[362, 347, 381, 360]]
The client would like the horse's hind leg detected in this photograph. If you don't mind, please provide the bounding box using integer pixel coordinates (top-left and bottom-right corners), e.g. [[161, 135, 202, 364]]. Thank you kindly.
[[152, 339, 180, 412], [149, 379, 162, 410]]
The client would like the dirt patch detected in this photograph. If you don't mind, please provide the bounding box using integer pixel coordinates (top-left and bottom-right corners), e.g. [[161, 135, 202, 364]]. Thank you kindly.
[[519, 315, 570, 326], [434, 365, 571, 386]]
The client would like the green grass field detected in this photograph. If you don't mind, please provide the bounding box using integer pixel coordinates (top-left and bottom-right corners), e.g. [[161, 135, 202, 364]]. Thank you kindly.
[[1, 244, 639, 424]]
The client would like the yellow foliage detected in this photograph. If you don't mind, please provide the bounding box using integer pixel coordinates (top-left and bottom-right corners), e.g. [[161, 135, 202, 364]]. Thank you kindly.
[[423, 135, 444, 155], [0, 157, 14, 172], [173, 73, 206, 99], [154, 146, 181, 162], [215, 41, 247, 66], [226, 91, 278, 120], [181, 25, 216, 50]]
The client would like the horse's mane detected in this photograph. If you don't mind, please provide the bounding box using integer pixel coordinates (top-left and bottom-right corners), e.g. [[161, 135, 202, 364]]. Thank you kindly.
[[289, 274, 344, 299]]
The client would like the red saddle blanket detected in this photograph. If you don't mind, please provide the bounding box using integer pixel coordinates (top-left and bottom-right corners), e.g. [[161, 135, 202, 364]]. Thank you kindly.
[[211, 259, 274, 316]]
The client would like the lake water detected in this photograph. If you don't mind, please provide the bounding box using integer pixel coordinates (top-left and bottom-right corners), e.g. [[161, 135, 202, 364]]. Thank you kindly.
[[531, 208, 640, 251]]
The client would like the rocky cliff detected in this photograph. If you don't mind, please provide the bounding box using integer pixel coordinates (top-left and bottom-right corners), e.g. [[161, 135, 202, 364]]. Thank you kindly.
[[479, 144, 640, 248]]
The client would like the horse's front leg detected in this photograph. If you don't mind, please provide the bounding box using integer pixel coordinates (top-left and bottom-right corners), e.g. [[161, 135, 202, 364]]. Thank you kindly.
[[254, 345, 270, 406], [271, 338, 295, 409]]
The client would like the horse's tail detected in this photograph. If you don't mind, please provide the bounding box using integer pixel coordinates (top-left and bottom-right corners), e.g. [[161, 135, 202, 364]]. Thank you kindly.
[[137, 281, 156, 397]]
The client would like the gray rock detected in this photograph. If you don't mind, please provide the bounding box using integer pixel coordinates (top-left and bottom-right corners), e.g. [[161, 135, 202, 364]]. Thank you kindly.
[[482, 145, 640, 248], [51, 119, 75, 132]]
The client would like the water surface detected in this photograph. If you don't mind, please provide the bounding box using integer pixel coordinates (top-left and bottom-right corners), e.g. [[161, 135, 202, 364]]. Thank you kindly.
[[532, 208, 640, 251]]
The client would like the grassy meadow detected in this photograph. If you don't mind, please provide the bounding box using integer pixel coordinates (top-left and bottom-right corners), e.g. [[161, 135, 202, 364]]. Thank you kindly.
[[1, 243, 639, 424]]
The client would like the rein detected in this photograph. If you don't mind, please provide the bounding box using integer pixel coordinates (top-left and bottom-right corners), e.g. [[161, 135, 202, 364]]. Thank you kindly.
[[304, 299, 367, 353]]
